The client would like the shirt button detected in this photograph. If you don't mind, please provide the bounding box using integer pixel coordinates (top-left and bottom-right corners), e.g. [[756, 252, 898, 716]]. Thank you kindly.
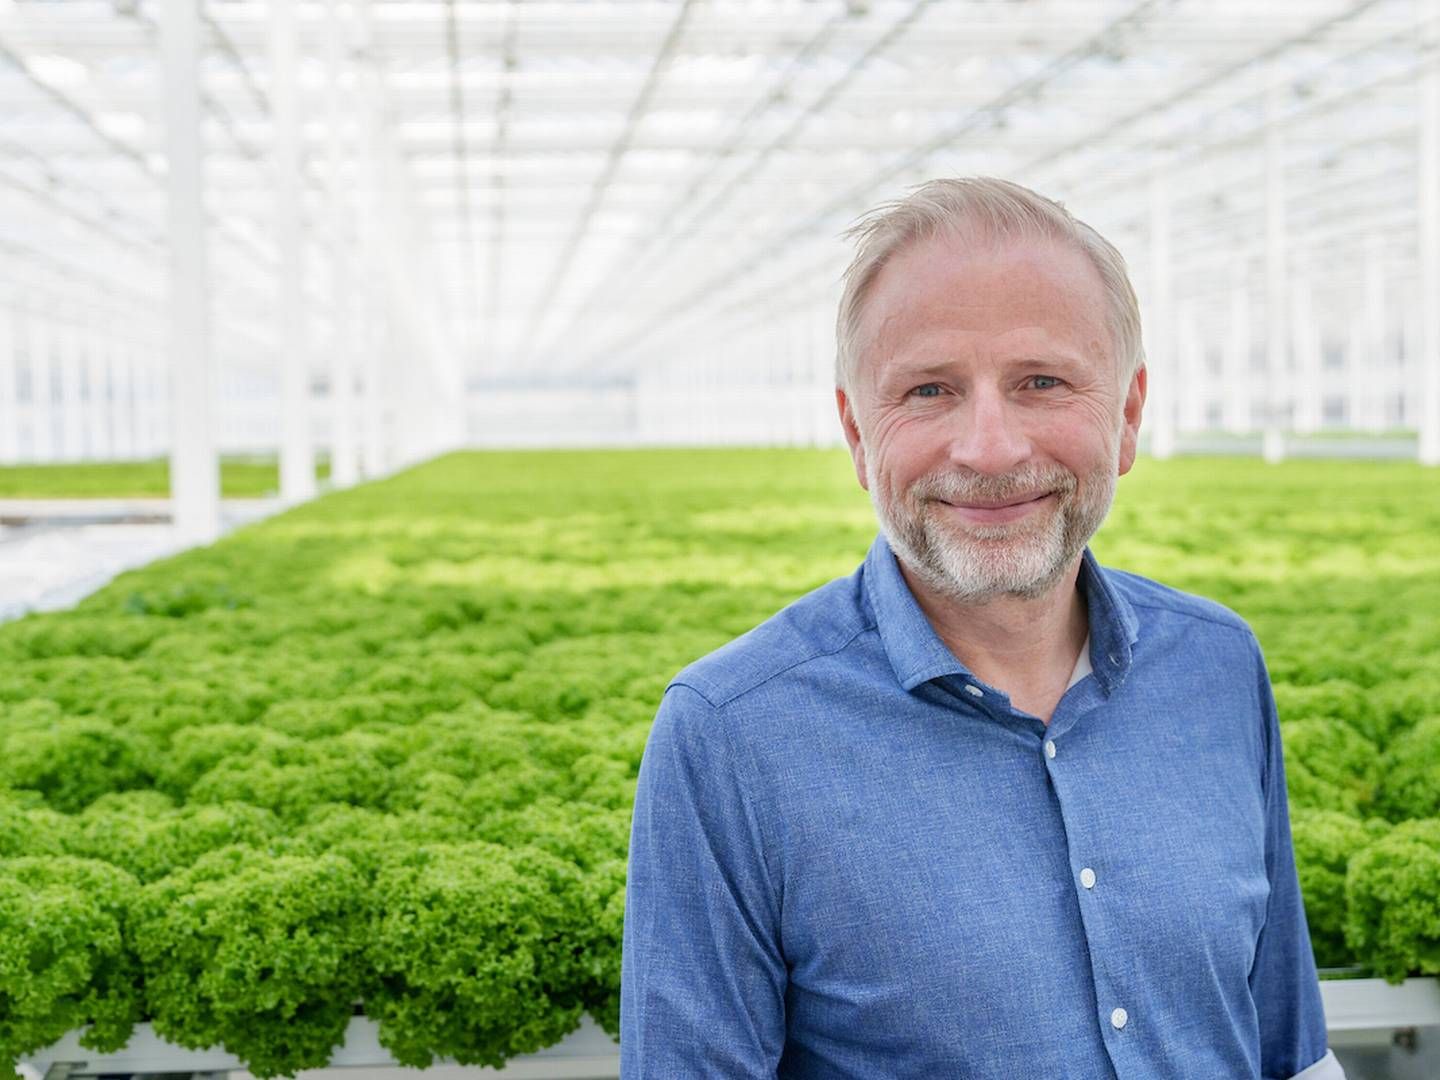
[[964, 684, 984, 698], [1110, 1007, 1128, 1030], [1080, 867, 1096, 889], [1045, 740, 1057, 759]]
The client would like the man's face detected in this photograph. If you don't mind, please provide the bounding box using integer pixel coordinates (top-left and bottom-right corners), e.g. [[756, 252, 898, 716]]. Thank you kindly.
[[837, 232, 1146, 604]]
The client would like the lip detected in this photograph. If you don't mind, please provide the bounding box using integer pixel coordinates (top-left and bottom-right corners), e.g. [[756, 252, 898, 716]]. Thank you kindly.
[[938, 491, 1055, 525]]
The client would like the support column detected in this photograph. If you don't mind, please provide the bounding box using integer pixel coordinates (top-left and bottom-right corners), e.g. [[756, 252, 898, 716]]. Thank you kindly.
[[1263, 82, 1288, 463], [162, 0, 220, 540], [1359, 235, 1386, 433], [98, 331, 117, 459], [1176, 300, 1205, 433], [1419, 0, 1440, 463], [31, 317, 56, 462], [271, 0, 316, 501], [1223, 269, 1252, 434], [354, 0, 388, 478], [56, 320, 84, 460], [116, 346, 136, 460], [325, 0, 358, 488], [1291, 273, 1321, 434], [1147, 173, 1175, 459], [0, 302, 16, 463]]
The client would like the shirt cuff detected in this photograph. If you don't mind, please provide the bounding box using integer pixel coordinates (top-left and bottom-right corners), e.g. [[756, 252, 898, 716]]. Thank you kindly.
[[1289, 1049, 1346, 1080]]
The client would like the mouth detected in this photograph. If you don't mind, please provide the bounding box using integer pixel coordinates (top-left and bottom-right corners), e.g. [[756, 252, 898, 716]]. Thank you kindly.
[[936, 490, 1057, 525]]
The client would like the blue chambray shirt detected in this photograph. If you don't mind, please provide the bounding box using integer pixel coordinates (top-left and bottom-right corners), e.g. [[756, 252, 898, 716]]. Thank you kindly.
[[621, 534, 1338, 1079]]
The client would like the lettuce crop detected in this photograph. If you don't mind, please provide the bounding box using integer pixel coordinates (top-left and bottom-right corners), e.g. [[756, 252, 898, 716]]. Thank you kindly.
[[1, 450, 1438, 1074]]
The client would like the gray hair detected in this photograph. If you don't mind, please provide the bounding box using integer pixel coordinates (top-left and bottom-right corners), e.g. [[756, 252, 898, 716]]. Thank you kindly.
[[835, 177, 1144, 390]]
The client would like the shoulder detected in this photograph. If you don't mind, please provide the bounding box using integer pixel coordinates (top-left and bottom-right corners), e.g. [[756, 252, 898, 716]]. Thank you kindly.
[[665, 569, 875, 711], [1101, 564, 1255, 641]]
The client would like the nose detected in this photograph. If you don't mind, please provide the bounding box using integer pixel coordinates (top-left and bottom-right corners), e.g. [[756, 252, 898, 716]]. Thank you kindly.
[[946, 384, 1033, 476]]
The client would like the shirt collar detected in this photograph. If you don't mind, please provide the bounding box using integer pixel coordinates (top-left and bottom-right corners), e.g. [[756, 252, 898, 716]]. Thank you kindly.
[[861, 532, 1140, 697]]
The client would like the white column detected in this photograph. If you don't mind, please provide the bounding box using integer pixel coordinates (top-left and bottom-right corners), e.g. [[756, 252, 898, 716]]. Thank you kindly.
[[97, 333, 116, 459], [115, 346, 135, 460], [1291, 274, 1321, 434], [271, 0, 315, 501], [1420, 0, 1440, 464], [354, 0, 388, 478], [162, 0, 220, 540], [1223, 271, 1252, 434], [1263, 83, 1288, 463], [1404, 283, 1421, 429], [1147, 174, 1176, 459], [0, 303, 16, 463], [62, 320, 87, 459], [1176, 300, 1206, 433], [813, 303, 834, 447], [1357, 235, 1386, 433], [31, 317, 56, 462], [325, 0, 358, 488], [361, 314, 386, 478]]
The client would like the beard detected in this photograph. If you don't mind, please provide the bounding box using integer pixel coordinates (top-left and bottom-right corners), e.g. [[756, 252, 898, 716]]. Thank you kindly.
[[866, 451, 1118, 605]]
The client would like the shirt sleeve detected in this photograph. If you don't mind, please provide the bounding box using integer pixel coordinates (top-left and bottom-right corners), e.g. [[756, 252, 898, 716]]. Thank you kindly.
[[1247, 637, 1345, 1080], [620, 683, 787, 1078]]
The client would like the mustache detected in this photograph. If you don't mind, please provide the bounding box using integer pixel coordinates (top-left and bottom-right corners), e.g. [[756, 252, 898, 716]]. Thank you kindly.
[[907, 466, 1077, 504]]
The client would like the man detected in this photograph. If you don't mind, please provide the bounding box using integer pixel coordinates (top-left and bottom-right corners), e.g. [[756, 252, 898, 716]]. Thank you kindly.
[[620, 178, 1342, 1079]]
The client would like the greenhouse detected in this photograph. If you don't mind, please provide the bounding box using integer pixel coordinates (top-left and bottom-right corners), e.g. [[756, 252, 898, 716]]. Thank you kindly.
[[1, 0, 1439, 1078]]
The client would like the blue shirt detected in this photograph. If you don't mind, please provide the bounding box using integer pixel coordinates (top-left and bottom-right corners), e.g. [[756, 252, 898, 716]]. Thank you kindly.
[[621, 534, 1336, 1079]]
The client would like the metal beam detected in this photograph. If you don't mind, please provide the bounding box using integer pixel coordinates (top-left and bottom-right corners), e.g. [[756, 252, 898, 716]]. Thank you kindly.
[[161, 0, 220, 541]]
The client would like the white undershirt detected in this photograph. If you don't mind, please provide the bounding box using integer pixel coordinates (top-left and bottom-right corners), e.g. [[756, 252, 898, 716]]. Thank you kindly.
[[1065, 632, 1093, 691]]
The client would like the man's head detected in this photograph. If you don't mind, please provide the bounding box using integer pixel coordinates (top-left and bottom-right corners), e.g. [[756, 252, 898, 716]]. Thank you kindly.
[[835, 177, 1147, 605]]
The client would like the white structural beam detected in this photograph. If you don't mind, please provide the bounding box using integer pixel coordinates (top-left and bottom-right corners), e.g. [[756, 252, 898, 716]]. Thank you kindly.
[[1147, 172, 1175, 460], [1291, 272, 1321, 434], [1419, 0, 1440, 465], [162, 0, 220, 541], [325, 0, 358, 489], [1263, 80, 1288, 464], [1359, 234, 1386, 431], [0, 304, 16, 463], [1223, 269, 1252, 434], [354, 0, 388, 478], [270, 0, 315, 502]]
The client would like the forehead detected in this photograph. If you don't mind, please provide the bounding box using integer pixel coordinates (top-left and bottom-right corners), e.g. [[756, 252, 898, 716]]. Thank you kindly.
[[857, 231, 1112, 368]]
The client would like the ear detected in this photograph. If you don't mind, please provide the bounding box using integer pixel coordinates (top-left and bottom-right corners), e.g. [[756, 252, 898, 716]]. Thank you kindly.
[[836, 387, 869, 490], [1117, 363, 1147, 476]]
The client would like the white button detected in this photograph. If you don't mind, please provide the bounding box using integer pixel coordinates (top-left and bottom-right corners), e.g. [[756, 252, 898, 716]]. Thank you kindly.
[[963, 684, 984, 698], [1110, 1007, 1128, 1030], [1080, 867, 1096, 889], [1045, 740, 1056, 759]]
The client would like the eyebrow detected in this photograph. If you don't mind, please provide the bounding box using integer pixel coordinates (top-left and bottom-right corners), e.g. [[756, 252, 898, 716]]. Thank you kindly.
[[886, 354, 1087, 377]]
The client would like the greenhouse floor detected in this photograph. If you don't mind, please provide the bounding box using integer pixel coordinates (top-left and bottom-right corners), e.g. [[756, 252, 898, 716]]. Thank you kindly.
[[0, 498, 281, 623], [1332, 1029, 1440, 1079]]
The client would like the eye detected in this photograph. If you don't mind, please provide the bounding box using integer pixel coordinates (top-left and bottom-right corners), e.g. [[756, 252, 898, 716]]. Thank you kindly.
[[910, 383, 943, 398], [1028, 375, 1063, 390]]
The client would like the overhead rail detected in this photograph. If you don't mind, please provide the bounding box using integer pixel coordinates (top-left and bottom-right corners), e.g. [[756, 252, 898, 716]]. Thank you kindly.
[[516, 0, 701, 358]]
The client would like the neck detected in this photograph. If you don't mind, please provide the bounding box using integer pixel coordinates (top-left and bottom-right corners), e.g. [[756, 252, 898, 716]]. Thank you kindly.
[[899, 555, 1090, 697]]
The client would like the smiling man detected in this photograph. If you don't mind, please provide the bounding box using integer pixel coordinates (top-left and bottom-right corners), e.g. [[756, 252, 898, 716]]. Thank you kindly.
[[621, 178, 1343, 1079]]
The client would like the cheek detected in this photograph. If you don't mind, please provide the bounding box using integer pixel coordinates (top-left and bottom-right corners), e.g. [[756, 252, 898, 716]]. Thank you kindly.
[[865, 413, 940, 486]]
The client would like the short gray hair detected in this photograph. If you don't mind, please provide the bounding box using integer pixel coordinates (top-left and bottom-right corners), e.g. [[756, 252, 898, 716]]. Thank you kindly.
[[835, 177, 1144, 390]]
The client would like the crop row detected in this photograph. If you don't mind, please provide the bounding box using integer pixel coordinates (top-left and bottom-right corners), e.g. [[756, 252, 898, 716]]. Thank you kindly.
[[1, 450, 1438, 1076]]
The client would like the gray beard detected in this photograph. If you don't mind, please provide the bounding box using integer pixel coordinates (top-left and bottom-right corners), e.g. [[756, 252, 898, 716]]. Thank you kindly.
[[867, 456, 1117, 605]]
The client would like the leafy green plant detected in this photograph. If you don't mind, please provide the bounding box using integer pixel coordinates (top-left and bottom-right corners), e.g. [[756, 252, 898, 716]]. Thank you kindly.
[[0, 451, 1438, 1074], [0, 857, 140, 1067], [1345, 819, 1440, 982]]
